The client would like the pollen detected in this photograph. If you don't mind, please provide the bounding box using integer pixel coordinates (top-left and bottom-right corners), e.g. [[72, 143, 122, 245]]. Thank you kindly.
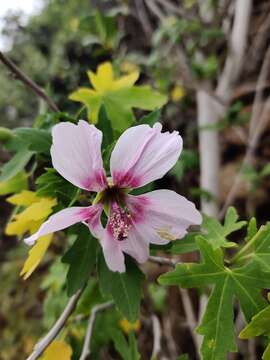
[[157, 229, 177, 241], [109, 204, 131, 241]]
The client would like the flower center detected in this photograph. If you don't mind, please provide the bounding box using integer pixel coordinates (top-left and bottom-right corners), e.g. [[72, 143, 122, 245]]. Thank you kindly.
[[109, 203, 131, 242]]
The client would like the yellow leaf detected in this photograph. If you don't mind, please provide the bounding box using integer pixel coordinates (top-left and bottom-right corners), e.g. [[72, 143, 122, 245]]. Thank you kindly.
[[5, 196, 57, 236], [170, 85, 186, 102], [39, 340, 72, 360], [87, 62, 114, 93], [7, 190, 40, 206], [112, 71, 139, 90], [119, 318, 141, 334], [20, 234, 53, 279], [20, 198, 57, 221], [6, 217, 42, 236]]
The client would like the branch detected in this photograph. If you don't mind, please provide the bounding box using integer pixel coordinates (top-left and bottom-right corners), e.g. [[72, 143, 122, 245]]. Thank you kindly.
[[26, 287, 84, 360], [149, 255, 200, 354], [148, 255, 177, 267], [151, 315, 162, 359], [216, 0, 253, 101], [179, 288, 200, 355], [219, 42, 270, 218], [79, 301, 114, 360], [0, 51, 59, 113]]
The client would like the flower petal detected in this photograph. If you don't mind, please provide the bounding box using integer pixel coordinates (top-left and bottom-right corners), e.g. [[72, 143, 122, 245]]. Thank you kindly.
[[110, 123, 182, 188], [24, 206, 98, 246], [126, 190, 202, 245], [100, 229, 126, 273], [121, 224, 149, 263], [51, 120, 107, 192], [86, 203, 126, 272]]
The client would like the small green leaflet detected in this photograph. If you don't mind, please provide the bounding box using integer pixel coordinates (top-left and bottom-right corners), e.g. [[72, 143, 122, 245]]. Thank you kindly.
[[112, 331, 141, 360], [0, 148, 34, 182], [169, 233, 199, 255], [62, 225, 98, 296], [36, 168, 78, 205], [233, 222, 270, 271], [137, 109, 161, 126], [240, 305, 270, 360], [98, 255, 144, 322], [14, 128, 52, 155], [0, 171, 28, 195], [97, 105, 114, 150], [202, 206, 246, 249], [159, 236, 270, 360]]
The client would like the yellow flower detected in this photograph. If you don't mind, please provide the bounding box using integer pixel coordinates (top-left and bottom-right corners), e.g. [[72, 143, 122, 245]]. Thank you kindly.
[[119, 318, 141, 334], [5, 190, 57, 279], [170, 84, 186, 103], [39, 340, 72, 360]]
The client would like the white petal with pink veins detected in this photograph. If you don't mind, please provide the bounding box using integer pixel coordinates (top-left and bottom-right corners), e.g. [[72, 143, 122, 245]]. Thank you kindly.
[[24, 206, 100, 246], [51, 120, 107, 192], [126, 190, 202, 246], [100, 230, 126, 273], [110, 123, 182, 189]]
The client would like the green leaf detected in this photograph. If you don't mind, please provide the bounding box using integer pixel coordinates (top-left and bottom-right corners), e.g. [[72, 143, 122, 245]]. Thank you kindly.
[[62, 225, 98, 296], [14, 128, 52, 155], [239, 305, 270, 360], [233, 223, 270, 271], [98, 255, 144, 322], [169, 233, 199, 254], [70, 63, 167, 132], [159, 236, 270, 360], [36, 169, 78, 205], [137, 109, 161, 126], [202, 206, 246, 249], [0, 149, 34, 182], [111, 330, 140, 360], [97, 105, 114, 149], [240, 305, 270, 339], [0, 171, 28, 195], [260, 164, 270, 178], [109, 86, 167, 111], [196, 278, 236, 360], [245, 217, 257, 242], [224, 207, 247, 235]]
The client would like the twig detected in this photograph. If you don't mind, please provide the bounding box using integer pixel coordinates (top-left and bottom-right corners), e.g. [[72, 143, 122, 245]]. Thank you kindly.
[[144, 0, 165, 21], [148, 255, 177, 267], [149, 255, 200, 355], [154, 0, 193, 21], [179, 288, 200, 355], [0, 51, 59, 113], [151, 315, 162, 359], [134, 0, 153, 38], [219, 43, 270, 218], [216, 0, 253, 101], [79, 301, 114, 360], [26, 287, 85, 360]]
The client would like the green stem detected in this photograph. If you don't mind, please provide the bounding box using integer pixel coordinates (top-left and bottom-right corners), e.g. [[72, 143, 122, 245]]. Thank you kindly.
[[231, 225, 265, 264]]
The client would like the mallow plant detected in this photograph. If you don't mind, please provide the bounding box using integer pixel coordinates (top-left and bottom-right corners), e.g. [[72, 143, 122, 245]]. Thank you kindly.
[[1, 61, 270, 360]]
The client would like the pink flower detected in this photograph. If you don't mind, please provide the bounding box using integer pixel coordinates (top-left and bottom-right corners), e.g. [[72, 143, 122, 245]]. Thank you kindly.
[[25, 120, 202, 272]]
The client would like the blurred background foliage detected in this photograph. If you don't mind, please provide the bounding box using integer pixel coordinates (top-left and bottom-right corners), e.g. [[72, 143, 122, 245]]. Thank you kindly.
[[1, 0, 270, 359]]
